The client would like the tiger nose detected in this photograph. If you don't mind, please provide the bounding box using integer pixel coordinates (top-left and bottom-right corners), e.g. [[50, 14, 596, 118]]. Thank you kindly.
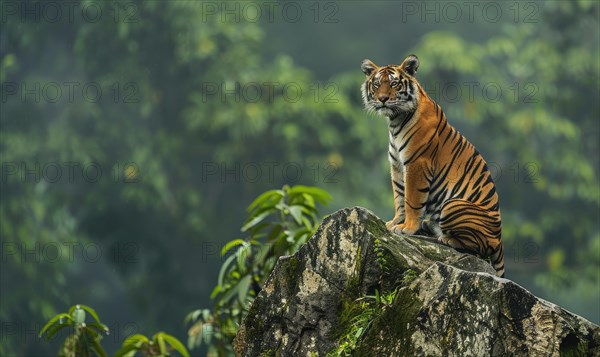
[[378, 94, 389, 103]]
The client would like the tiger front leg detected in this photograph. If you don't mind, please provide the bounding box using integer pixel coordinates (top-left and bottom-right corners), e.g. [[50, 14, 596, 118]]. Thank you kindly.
[[391, 159, 429, 236], [386, 161, 405, 230]]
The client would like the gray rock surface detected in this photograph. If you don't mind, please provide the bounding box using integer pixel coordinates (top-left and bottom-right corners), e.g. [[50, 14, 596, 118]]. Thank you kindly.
[[234, 207, 600, 356]]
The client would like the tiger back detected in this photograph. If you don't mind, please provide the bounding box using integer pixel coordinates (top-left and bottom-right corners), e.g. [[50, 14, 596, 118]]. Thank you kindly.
[[361, 55, 504, 277]]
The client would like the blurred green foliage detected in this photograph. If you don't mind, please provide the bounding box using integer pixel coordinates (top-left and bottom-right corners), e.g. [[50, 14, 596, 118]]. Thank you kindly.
[[39, 304, 189, 357], [1, 1, 598, 356], [114, 332, 189, 357]]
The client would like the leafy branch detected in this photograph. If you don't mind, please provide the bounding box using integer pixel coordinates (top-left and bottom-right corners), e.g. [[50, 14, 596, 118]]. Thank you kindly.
[[186, 185, 331, 355], [39, 305, 189, 357], [39, 304, 109, 357]]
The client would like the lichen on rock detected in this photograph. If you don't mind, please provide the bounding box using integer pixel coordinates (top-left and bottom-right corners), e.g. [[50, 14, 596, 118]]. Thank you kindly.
[[233, 207, 600, 356]]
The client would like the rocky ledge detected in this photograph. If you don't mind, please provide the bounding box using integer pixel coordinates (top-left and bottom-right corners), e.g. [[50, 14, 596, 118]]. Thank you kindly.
[[233, 207, 600, 356]]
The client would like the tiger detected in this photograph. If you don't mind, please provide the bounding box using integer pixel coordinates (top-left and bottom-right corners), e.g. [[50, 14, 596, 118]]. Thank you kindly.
[[361, 54, 504, 277]]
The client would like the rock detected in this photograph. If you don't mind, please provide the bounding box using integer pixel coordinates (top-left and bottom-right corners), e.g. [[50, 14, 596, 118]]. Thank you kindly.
[[233, 207, 600, 356]]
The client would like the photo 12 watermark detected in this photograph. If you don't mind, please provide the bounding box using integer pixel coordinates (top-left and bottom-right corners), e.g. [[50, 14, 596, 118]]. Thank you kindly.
[[398, 1, 539, 24], [1, 82, 139, 104], [485, 161, 540, 185], [508, 239, 540, 266], [1, 1, 139, 24], [1, 241, 140, 266], [0, 161, 140, 184], [198, 1, 340, 24], [200, 161, 339, 184], [422, 81, 539, 104], [201, 81, 339, 104], [433, 161, 540, 185]]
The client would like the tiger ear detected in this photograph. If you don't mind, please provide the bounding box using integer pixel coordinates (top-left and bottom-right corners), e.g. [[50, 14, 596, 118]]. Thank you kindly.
[[361, 59, 378, 76], [400, 54, 419, 76]]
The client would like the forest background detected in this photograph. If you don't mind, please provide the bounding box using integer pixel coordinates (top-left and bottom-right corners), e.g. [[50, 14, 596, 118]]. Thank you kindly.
[[1, 0, 599, 355]]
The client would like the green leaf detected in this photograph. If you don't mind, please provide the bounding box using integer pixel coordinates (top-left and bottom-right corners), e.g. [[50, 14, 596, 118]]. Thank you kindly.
[[221, 239, 245, 256], [122, 334, 149, 347], [162, 333, 190, 357], [301, 193, 316, 208], [219, 281, 241, 305], [247, 189, 283, 212], [289, 228, 311, 250], [86, 322, 109, 335], [209, 285, 221, 299], [113, 343, 139, 357], [44, 323, 68, 341], [241, 209, 274, 232], [255, 241, 274, 264], [82, 325, 99, 339], [90, 336, 108, 357], [217, 254, 237, 287], [237, 275, 252, 304], [302, 215, 315, 230], [236, 242, 251, 271], [246, 223, 270, 237], [184, 310, 201, 324], [288, 205, 304, 225], [39, 313, 73, 338], [156, 333, 167, 355], [266, 224, 283, 241], [263, 256, 277, 273], [201, 309, 212, 321], [292, 227, 311, 241], [288, 186, 332, 204]]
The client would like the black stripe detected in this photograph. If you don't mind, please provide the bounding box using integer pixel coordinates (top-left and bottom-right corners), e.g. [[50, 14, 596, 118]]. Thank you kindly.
[[398, 128, 419, 152]]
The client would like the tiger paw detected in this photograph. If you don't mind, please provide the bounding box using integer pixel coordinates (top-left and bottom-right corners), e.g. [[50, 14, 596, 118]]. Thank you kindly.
[[438, 234, 461, 249], [391, 223, 419, 236], [438, 234, 450, 245], [385, 217, 404, 230]]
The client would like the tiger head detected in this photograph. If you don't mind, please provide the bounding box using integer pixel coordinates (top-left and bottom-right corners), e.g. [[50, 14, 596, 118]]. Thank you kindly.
[[361, 54, 420, 118]]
